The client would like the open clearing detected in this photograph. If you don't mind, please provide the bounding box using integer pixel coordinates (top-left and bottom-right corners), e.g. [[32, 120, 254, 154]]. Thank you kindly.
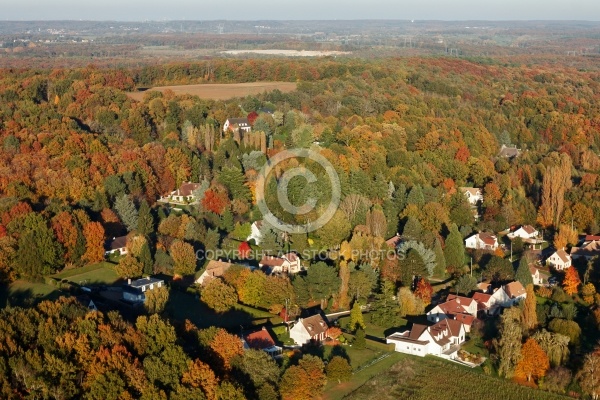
[[127, 81, 297, 101]]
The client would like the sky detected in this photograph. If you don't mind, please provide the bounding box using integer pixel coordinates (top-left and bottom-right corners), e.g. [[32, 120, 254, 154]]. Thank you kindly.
[[1, 0, 599, 21]]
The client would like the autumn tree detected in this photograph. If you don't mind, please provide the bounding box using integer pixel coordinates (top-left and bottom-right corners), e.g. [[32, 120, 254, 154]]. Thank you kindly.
[[82, 221, 105, 264], [414, 278, 433, 306], [115, 255, 143, 278], [279, 355, 326, 400], [537, 153, 572, 228], [145, 285, 169, 314], [522, 284, 537, 330], [170, 240, 197, 276], [553, 224, 578, 250], [210, 329, 244, 372], [326, 356, 352, 383], [181, 359, 218, 400], [496, 307, 523, 378], [201, 279, 238, 313], [514, 338, 550, 383], [563, 266, 581, 295], [578, 350, 600, 400], [338, 260, 351, 310], [397, 287, 424, 317]]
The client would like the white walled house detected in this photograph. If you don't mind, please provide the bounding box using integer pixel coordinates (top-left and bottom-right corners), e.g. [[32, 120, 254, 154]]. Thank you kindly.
[[530, 266, 550, 286], [259, 253, 303, 275], [490, 281, 527, 309], [460, 187, 483, 205], [122, 277, 164, 303], [105, 236, 128, 257], [386, 319, 466, 359], [508, 225, 539, 240], [465, 232, 499, 251], [223, 117, 251, 133], [160, 182, 202, 204], [427, 295, 478, 332], [571, 239, 600, 261], [547, 249, 572, 270], [246, 220, 263, 245], [289, 314, 328, 345]]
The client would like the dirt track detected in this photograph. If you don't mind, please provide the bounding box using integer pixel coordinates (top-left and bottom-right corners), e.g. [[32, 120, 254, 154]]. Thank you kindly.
[[127, 81, 297, 101]]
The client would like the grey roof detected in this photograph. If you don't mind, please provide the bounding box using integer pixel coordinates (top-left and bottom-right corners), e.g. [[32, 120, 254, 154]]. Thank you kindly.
[[128, 276, 164, 289], [498, 144, 521, 158], [107, 236, 128, 251]]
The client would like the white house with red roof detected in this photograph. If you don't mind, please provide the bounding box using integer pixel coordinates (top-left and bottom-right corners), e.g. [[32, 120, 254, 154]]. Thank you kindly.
[[427, 294, 478, 332], [465, 232, 499, 251], [472, 292, 494, 316], [160, 181, 202, 204], [547, 249, 572, 270], [223, 117, 252, 134], [490, 281, 527, 309], [259, 252, 303, 275], [289, 314, 329, 345], [508, 225, 539, 240], [386, 319, 466, 359], [104, 235, 128, 257], [243, 327, 282, 357]]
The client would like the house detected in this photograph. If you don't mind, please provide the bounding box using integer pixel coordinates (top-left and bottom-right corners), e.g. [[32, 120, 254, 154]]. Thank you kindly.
[[490, 281, 527, 309], [472, 292, 494, 317], [122, 277, 164, 303], [246, 220, 263, 245], [460, 187, 483, 205], [243, 327, 282, 357], [160, 181, 202, 204], [76, 296, 98, 312], [195, 260, 234, 285], [508, 225, 539, 240], [386, 319, 466, 359], [104, 236, 128, 256], [547, 249, 572, 270], [571, 239, 600, 260], [498, 144, 521, 159], [530, 265, 550, 286], [259, 253, 303, 275], [385, 234, 403, 248], [289, 314, 329, 345], [477, 282, 492, 294], [465, 232, 499, 251], [223, 117, 251, 134], [427, 295, 478, 332]]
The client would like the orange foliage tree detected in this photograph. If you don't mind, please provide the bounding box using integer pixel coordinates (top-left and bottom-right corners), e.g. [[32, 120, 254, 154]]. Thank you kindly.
[[414, 278, 434, 306], [181, 359, 219, 400], [82, 221, 105, 264], [514, 338, 550, 383], [563, 266, 581, 295], [202, 189, 229, 215], [209, 329, 244, 372]]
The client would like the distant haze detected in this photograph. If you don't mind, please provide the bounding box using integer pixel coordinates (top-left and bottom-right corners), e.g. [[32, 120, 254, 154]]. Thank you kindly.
[[3, 0, 599, 21]]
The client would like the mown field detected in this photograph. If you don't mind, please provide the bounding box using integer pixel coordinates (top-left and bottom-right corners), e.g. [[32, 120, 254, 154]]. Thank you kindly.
[[127, 81, 297, 101], [341, 356, 569, 400]]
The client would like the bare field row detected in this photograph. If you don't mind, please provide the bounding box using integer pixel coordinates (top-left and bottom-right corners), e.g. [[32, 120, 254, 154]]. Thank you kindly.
[[127, 81, 297, 101]]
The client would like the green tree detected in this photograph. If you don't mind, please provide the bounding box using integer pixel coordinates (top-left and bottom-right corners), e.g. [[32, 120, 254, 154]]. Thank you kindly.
[[454, 274, 477, 295], [137, 200, 154, 236], [170, 240, 197, 276], [326, 356, 352, 383], [15, 213, 61, 278], [353, 328, 366, 349], [303, 262, 341, 308], [402, 216, 423, 241], [139, 241, 154, 276], [484, 256, 514, 282], [145, 285, 169, 314], [348, 302, 365, 332], [433, 237, 446, 277], [444, 223, 465, 273], [201, 279, 238, 313], [406, 185, 425, 206], [115, 194, 139, 232], [317, 209, 352, 249], [515, 257, 533, 287], [496, 307, 523, 378]]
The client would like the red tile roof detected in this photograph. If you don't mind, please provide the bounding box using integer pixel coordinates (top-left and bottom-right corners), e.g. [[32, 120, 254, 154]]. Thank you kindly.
[[504, 281, 526, 298], [478, 232, 497, 246], [245, 327, 276, 350]]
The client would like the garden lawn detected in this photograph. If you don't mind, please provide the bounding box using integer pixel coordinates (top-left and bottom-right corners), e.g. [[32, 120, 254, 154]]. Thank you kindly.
[[0, 280, 60, 307], [52, 262, 120, 286], [340, 355, 569, 400], [337, 313, 407, 339], [166, 289, 282, 329]]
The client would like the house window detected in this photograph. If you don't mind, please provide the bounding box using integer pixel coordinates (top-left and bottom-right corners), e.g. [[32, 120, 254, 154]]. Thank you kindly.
[[142, 286, 146, 292], [158, 282, 162, 287], [150, 284, 154, 290]]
